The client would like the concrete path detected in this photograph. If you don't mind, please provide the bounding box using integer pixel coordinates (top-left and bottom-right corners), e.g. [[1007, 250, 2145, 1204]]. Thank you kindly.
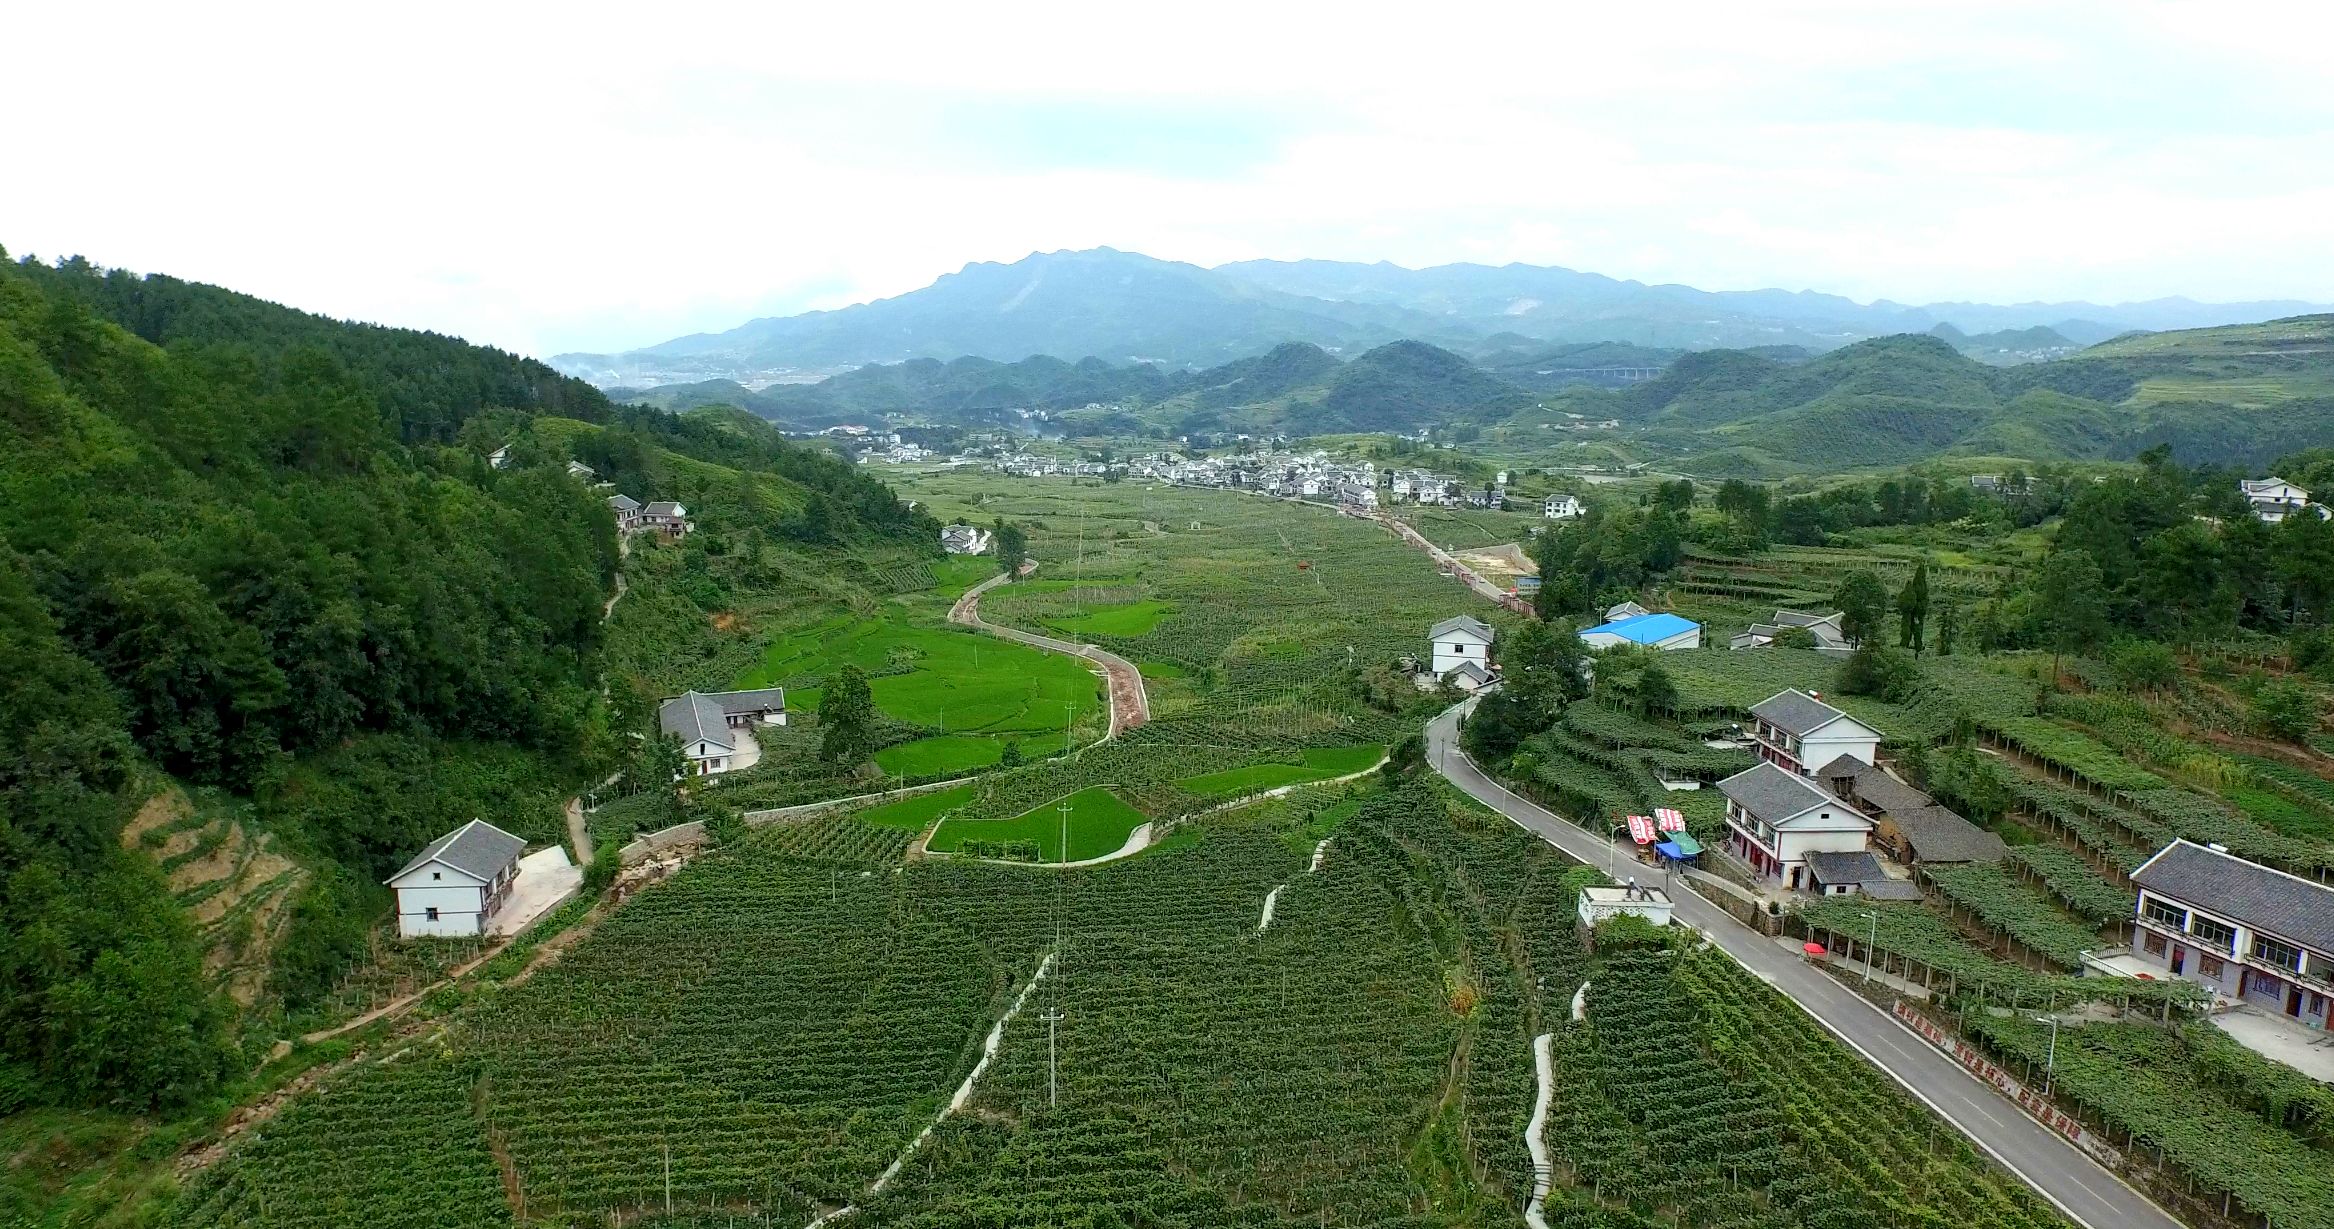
[[491, 847, 582, 937], [1374, 513, 1533, 615], [949, 567, 1150, 736], [1523, 1032, 1556, 1229], [1424, 701, 2183, 1229]]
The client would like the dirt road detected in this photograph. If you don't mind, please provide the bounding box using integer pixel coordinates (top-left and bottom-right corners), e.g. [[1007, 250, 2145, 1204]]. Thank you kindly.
[[948, 566, 1150, 737]]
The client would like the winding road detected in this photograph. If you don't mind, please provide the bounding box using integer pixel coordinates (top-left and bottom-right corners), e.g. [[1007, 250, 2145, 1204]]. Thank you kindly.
[[1425, 700, 2185, 1229], [948, 567, 1150, 737]]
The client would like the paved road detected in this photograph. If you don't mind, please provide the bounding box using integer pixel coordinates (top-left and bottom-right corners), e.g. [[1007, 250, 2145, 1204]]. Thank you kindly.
[[1425, 702, 2185, 1229], [949, 568, 1150, 736]]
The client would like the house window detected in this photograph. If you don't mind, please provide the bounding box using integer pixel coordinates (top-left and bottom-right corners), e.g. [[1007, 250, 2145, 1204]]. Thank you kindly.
[[2143, 932, 2166, 956], [2191, 916, 2238, 953], [2142, 898, 2187, 930], [2199, 953, 2226, 980], [2253, 935, 2303, 973], [425, 907, 440, 921], [432, 871, 442, 881]]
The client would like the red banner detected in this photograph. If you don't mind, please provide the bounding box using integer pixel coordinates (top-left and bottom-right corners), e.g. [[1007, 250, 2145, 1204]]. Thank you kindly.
[[1655, 808, 1685, 831], [1627, 815, 1657, 844]]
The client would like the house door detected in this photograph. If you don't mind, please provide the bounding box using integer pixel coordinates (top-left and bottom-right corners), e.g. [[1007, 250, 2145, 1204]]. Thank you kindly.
[[2170, 945, 2186, 976], [2291, 985, 2307, 1018]]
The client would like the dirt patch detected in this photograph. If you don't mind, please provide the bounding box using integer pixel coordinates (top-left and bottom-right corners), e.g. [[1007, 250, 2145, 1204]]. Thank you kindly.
[[120, 791, 192, 849], [711, 610, 743, 632]]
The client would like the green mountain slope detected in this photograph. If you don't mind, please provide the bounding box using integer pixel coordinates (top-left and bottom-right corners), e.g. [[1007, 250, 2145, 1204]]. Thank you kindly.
[[0, 253, 932, 1116], [1619, 319, 2334, 475]]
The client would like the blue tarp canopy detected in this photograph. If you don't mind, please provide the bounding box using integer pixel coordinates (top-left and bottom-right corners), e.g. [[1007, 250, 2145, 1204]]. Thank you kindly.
[[1655, 832, 1703, 859]]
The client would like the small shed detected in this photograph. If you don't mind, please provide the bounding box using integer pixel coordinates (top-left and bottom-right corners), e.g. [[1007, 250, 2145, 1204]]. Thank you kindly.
[[1579, 883, 1675, 929]]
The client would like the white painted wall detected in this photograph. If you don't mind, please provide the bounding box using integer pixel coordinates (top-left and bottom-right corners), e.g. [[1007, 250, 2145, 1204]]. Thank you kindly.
[[394, 882, 488, 937], [1431, 631, 1491, 676], [1799, 725, 1879, 771]]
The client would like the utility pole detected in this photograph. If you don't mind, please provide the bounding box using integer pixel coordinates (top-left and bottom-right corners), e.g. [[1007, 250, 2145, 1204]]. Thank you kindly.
[[1861, 910, 1879, 986], [2033, 1013, 2060, 1096]]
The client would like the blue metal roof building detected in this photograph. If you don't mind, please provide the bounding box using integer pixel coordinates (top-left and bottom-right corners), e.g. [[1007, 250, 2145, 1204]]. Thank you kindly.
[[1577, 612, 1702, 650]]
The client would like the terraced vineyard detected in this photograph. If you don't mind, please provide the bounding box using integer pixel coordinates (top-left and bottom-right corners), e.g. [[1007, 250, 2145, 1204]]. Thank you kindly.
[[172, 777, 2084, 1228]]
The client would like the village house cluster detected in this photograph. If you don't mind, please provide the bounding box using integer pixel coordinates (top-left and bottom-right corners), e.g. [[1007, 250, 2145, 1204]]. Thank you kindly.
[[1716, 689, 2000, 896]]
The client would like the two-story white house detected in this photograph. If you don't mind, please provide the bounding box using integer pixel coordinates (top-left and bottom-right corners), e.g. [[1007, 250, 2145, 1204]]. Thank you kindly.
[[1544, 494, 1583, 520], [1747, 689, 1881, 776], [607, 493, 644, 531], [1716, 761, 1875, 891], [2131, 840, 2334, 1029], [2239, 477, 2323, 524], [386, 820, 527, 938], [1429, 615, 1495, 687], [641, 501, 691, 539]]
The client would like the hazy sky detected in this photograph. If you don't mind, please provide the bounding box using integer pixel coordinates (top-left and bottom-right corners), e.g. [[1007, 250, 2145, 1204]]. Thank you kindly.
[[9, 1, 2331, 358]]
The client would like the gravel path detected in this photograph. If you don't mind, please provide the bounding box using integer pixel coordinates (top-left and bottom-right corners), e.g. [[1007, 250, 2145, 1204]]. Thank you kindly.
[[949, 566, 1150, 736]]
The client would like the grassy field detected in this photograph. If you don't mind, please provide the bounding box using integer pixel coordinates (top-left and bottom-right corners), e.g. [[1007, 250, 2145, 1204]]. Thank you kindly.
[[1043, 598, 1172, 636], [1176, 744, 1386, 797], [886, 471, 1507, 750], [925, 785, 1149, 862], [733, 612, 1098, 735], [872, 733, 1010, 777], [856, 783, 977, 830]]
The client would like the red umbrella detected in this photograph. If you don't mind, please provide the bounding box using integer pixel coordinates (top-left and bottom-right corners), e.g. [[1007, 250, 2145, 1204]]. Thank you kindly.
[[1802, 942, 1829, 957]]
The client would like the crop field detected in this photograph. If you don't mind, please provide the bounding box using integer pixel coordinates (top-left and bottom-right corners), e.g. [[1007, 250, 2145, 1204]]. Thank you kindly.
[[172, 778, 2071, 1229], [1175, 743, 1385, 797], [1967, 1017, 2334, 1229], [733, 610, 1098, 735], [925, 786, 1150, 862], [855, 783, 977, 830], [872, 733, 1008, 776], [890, 472, 1508, 744]]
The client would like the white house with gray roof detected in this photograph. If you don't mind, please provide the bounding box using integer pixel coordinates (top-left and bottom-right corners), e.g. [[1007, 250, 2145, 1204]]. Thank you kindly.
[[1748, 689, 1881, 776], [1429, 615, 1495, 681], [658, 688, 787, 776], [1717, 761, 1874, 891], [2131, 840, 2334, 1029], [386, 820, 527, 938]]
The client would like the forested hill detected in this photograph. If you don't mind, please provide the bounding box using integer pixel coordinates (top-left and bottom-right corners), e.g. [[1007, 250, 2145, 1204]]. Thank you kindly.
[[625, 339, 1537, 438], [0, 254, 930, 1115], [16, 255, 613, 442], [1612, 320, 2334, 475]]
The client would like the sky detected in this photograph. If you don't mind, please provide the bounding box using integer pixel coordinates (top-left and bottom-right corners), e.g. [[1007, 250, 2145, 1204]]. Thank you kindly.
[[8, 0, 2333, 359]]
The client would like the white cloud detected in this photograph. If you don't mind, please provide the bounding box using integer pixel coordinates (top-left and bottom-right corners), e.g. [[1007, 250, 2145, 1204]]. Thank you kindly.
[[6, 0, 2331, 356]]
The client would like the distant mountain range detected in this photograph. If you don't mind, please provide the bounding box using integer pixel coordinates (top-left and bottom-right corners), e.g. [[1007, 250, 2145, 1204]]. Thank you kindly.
[[622, 312, 2334, 477], [550, 247, 2330, 386]]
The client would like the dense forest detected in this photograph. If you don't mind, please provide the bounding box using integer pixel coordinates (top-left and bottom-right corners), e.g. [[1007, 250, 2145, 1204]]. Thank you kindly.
[[0, 253, 931, 1115]]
